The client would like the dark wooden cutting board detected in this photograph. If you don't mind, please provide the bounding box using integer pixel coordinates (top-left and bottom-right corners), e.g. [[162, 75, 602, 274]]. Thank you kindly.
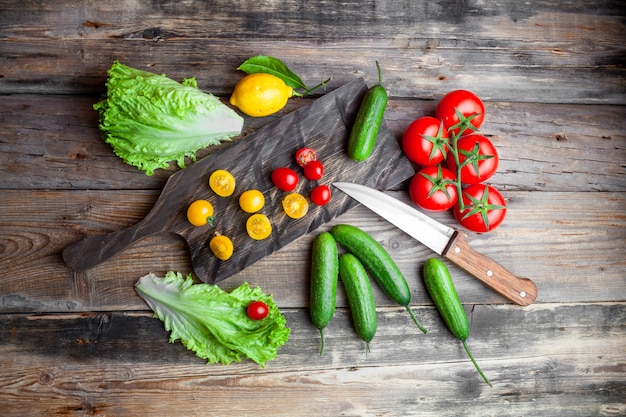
[[62, 79, 415, 284]]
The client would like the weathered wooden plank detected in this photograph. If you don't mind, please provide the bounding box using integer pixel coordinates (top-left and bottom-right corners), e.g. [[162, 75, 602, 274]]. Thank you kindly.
[[0, 1, 624, 101], [2, 38, 624, 103], [3, 0, 624, 42], [1, 2, 624, 416], [1, 95, 624, 192], [0, 189, 624, 312], [0, 303, 624, 416]]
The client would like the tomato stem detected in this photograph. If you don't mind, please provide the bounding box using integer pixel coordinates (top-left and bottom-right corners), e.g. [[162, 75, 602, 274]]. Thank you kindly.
[[447, 128, 466, 211], [445, 108, 481, 212]]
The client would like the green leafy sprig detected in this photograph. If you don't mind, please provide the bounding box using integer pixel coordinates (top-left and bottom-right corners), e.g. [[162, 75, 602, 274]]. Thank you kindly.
[[237, 55, 331, 97]]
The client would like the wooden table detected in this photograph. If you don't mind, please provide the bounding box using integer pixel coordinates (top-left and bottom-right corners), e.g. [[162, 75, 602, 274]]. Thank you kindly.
[[1, 1, 625, 416]]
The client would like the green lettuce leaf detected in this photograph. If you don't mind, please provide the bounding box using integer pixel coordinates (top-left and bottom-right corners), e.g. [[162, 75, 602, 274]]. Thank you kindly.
[[94, 61, 243, 175], [135, 272, 290, 367]]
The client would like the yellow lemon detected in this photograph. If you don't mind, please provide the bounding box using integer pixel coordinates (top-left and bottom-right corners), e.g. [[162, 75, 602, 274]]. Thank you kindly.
[[230, 73, 293, 117]]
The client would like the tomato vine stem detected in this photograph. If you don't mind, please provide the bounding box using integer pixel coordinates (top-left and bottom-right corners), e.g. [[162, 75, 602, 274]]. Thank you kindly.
[[445, 108, 480, 212]]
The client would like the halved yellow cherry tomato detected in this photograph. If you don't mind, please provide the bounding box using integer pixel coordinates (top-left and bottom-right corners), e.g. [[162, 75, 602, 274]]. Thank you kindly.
[[187, 199, 215, 227], [282, 192, 309, 219], [209, 234, 234, 261], [239, 189, 265, 213], [209, 169, 236, 197], [246, 214, 272, 240]]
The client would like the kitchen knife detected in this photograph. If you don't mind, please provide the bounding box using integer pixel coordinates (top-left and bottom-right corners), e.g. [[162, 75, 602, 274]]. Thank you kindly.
[[333, 182, 537, 306]]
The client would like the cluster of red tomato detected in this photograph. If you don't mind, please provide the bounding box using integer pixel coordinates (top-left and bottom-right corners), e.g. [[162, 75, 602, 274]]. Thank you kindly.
[[271, 147, 332, 207], [402, 90, 507, 233]]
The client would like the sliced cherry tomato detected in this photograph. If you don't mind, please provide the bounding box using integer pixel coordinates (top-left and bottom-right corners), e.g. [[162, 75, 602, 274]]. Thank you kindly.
[[247, 301, 269, 320], [209, 234, 234, 261], [409, 165, 458, 212], [454, 184, 507, 233], [402, 116, 449, 166], [446, 134, 499, 184], [310, 185, 331, 206], [246, 214, 272, 240], [435, 90, 485, 137], [209, 169, 236, 197], [239, 189, 265, 213], [186, 199, 215, 227], [295, 147, 318, 167], [282, 192, 309, 219], [271, 167, 299, 192], [303, 160, 324, 181]]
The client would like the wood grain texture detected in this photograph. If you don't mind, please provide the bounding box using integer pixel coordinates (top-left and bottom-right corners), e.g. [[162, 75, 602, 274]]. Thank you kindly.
[[1, 189, 624, 311], [444, 232, 538, 306], [0, 1, 624, 102], [1, 304, 624, 416], [61, 79, 415, 283], [1, 95, 624, 192], [1, 1, 625, 415]]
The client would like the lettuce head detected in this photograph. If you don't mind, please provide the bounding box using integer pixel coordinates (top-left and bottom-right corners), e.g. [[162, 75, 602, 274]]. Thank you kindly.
[[135, 272, 290, 367], [94, 61, 244, 175]]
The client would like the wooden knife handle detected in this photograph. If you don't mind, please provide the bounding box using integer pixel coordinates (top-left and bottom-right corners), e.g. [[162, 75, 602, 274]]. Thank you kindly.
[[443, 232, 538, 306]]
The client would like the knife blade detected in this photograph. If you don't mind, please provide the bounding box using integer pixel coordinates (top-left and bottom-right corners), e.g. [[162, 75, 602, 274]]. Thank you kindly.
[[333, 182, 537, 306]]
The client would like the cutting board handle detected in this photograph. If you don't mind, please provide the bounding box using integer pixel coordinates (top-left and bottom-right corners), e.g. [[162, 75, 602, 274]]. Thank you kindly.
[[62, 218, 162, 272]]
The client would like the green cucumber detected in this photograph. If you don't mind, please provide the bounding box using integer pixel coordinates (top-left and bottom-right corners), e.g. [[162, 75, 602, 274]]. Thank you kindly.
[[309, 232, 339, 355], [347, 61, 388, 162], [423, 257, 492, 387], [330, 224, 427, 334], [338, 253, 377, 352]]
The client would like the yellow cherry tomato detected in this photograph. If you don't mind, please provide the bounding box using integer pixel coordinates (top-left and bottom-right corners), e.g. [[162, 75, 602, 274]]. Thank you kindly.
[[209, 169, 236, 197], [229, 73, 294, 117], [239, 189, 265, 213], [187, 199, 215, 227], [246, 214, 272, 240], [209, 234, 234, 261], [282, 192, 309, 219]]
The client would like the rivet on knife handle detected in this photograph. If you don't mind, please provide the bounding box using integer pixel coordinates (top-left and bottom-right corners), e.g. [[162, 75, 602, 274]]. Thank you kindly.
[[443, 232, 538, 306]]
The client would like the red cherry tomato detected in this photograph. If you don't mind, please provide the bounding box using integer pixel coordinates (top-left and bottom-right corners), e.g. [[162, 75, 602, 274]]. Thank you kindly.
[[402, 116, 449, 166], [435, 90, 485, 136], [446, 134, 499, 184], [409, 165, 458, 212], [310, 185, 332, 206], [247, 301, 269, 320], [454, 184, 507, 233], [295, 147, 318, 167], [271, 167, 299, 192], [303, 160, 324, 181]]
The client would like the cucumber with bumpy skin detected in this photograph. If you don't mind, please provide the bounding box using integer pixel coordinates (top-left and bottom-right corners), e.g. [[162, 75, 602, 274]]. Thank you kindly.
[[423, 257, 492, 387], [347, 61, 388, 162], [338, 253, 377, 352], [309, 232, 339, 355], [330, 224, 427, 334]]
